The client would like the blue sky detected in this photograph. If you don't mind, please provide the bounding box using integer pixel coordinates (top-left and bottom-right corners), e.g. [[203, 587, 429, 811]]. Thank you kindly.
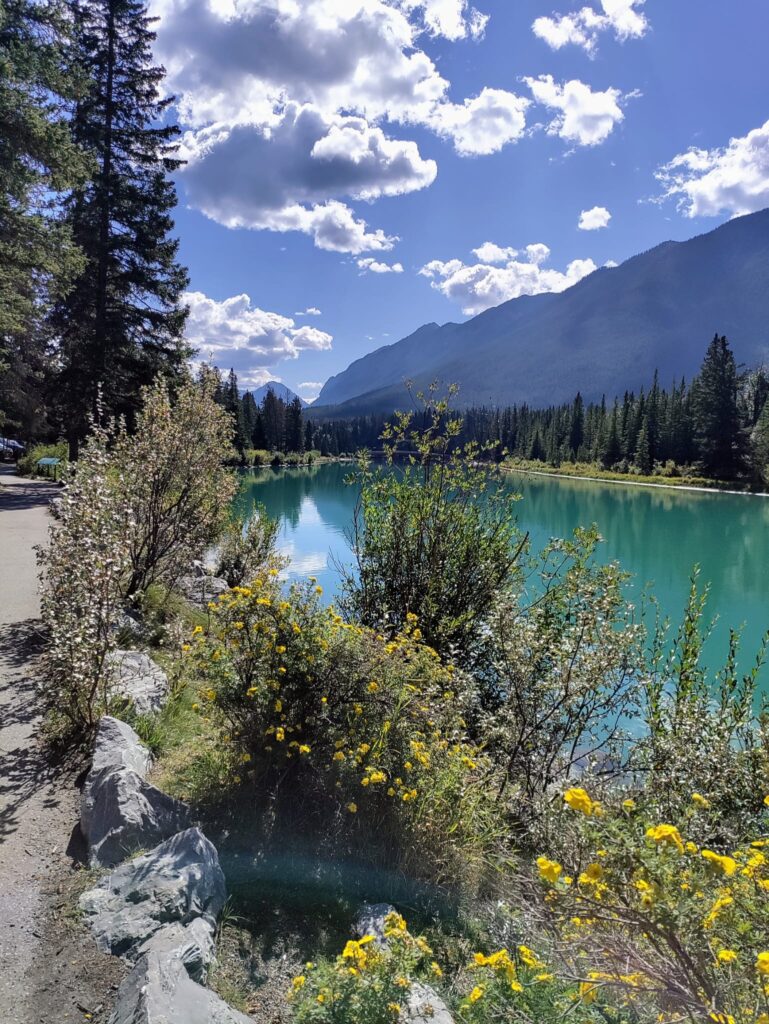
[[151, 0, 769, 401]]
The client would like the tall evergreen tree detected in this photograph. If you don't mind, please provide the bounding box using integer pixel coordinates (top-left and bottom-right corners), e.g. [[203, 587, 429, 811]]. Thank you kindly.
[[0, 0, 88, 436], [52, 0, 189, 452], [285, 395, 304, 452], [693, 334, 745, 479], [750, 399, 769, 489]]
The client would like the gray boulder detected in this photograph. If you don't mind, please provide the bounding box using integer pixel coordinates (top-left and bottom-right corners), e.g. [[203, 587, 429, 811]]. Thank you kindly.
[[108, 951, 253, 1024], [178, 575, 229, 607], [89, 716, 152, 779], [81, 764, 191, 868], [406, 983, 454, 1024], [134, 917, 216, 983], [80, 828, 226, 959], [106, 650, 169, 715], [353, 902, 396, 947]]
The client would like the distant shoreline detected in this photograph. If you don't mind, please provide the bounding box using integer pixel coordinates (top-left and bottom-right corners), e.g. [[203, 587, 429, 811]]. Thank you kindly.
[[505, 464, 769, 498]]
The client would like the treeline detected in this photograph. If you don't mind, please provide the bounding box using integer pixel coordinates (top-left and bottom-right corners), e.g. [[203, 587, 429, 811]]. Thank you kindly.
[[209, 370, 309, 457], [308, 335, 769, 485], [1, 0, 188, 455]]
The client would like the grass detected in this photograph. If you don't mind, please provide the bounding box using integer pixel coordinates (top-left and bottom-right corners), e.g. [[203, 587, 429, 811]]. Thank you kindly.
[[503, 458, 747, 491]]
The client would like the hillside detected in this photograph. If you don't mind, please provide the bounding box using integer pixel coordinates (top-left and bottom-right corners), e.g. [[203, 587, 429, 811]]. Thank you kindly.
[[312, 209, 769, 415]]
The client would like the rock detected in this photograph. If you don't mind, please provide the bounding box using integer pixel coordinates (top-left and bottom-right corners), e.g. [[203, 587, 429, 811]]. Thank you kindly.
[[108, 951, 254, 1024], [81, 765, 191, 868], [405, 983, 455, 1024], [106, 650, 169, 715], [80, 828, 226, 959], [177, 575, 229, 607], [111, 608, 146, 643], [90, 716, 152, 779], [353, 903, 396, 947], [134, 918, 216, 983]]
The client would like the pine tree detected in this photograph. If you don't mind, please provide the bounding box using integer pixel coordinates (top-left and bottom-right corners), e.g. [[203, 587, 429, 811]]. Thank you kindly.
[[53, 0, 189, 452], [285, 396, 304, 452], [0, 0, 88, 437], [304, 419, 314, 452], [261, 387, 285, 451], [750, 399, 769, 488], [693, 334, 746, 479], [634, 417, 652, 474], [568, 392, 584, 458]]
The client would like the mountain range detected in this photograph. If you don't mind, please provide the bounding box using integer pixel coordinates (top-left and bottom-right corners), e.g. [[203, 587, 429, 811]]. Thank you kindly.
[[311, 208, 769, 417]]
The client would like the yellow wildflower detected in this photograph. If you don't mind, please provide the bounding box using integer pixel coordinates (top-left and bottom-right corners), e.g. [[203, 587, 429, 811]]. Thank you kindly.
[[563, 787, 597, 816], [645, 823, 684, 854], [347, 802, 357, 813], [468, 986, 484, 1004], [757, 951, 769, 976], [691, 792, 710, 808], [716, 949, 738, 963], [701, 849, 738, 876], [536, 856, 563, 884]]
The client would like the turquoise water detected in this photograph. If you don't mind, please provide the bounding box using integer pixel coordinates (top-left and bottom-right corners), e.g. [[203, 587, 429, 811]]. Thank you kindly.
[[234, 463, 769, 681]]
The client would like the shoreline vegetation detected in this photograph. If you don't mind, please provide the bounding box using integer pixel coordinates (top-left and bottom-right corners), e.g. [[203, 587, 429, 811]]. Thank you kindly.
[[36, 378, 769, 1024], [503, 458, 769, 496]]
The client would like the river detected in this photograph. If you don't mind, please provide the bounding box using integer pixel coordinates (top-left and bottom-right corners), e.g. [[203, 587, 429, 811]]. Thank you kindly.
[[233, 462, 769, 682]]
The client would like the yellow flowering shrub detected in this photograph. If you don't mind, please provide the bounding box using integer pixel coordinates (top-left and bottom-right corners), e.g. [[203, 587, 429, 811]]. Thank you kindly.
[[532, 787, 769, 1021], [288, 915, 435, 1024], [186, 575, 503, 882], [457, 945, 604, 1024]]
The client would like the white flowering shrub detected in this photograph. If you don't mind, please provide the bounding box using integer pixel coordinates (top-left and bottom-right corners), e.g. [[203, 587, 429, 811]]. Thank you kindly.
[[115, 374, 237, 600], [38, 420, 129, 734]]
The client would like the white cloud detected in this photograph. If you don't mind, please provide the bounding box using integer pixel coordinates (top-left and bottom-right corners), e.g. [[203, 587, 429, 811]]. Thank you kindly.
[[419, 243, 597, 315], [525, 75, 624, 147], [298, 380, 325, 402], [151, 0, 533, 249], [395, 0, 489, 40], [655, 119, 769, 218], [472, 241, 518, 263], [604, 258, 619, 267], [357, 257, 405, 273], [425, 88, 530, 155], [180, 104, 435, 251], [184, 290, 333, 386], [578, 205, 612, 229], [533, 0, 648, 56], [296, 307, 322, 316]]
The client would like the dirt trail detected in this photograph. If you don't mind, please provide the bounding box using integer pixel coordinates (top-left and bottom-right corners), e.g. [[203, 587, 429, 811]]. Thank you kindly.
[[0, 466, 121, 1024]]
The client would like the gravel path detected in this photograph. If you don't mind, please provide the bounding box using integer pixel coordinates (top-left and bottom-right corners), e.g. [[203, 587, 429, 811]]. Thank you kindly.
[[0, 466, 122, 1024]]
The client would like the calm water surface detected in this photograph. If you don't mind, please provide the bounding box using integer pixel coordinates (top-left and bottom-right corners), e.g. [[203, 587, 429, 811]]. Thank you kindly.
[[234, 463, 769, 681]]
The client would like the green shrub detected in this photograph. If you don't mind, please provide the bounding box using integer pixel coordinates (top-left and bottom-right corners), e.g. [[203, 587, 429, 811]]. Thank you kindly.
[[17, 441, 67, 476], [340, 386, 521, 667], [530, 784, 769, 1022], [184, 575, 503, 887], [248, 449, 273, 467], [214, 508, 283, 588]]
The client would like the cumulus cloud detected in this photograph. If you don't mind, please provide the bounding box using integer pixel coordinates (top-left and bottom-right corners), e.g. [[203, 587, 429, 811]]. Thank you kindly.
[[357, 257, 405, 273], [655, 119, 769, 218], [184, 290, 333, 386], [578, 205, 612, 229], [533, 0, 648, 56], [525, 75, 625, 147], [425, 88, 530, 155], [395, 0, 489, 40], [296, 307, 322, 316], [419, 243, 597, 314], [180, 104, 435, 251], [298, 381, 325, 401], [151, 0, 534, 248]]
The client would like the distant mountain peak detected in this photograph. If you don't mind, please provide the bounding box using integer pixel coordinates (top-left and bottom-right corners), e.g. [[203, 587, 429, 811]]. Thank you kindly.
[[249, 381, 307, 406], [312, 207, 769, 417]]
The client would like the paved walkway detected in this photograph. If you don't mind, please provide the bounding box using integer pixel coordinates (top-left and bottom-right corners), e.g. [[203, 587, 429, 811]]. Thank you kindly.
[[0, 467, 66, 1018]]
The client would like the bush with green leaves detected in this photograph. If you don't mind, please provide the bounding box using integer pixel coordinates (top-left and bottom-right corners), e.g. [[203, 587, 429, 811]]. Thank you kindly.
[[479, 527, 645, 829], [114, 373, 237, 600], [39, 373, 237, 735], [288, 913, 440, 1024], [38, 419, 128, 734], [340, 385, 522, 667], [214, 507, 282, 588], [529, 784, 769, 1023], [637, 572, 769, 842], [185, 575, 503, 886], [16, 441, 68, 476]]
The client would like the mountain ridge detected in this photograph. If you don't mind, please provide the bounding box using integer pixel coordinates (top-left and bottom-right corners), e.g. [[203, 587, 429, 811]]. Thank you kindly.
[[311, 210, 769, 416]]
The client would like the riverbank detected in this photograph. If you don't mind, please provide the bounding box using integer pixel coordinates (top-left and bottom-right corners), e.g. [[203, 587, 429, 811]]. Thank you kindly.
[[503, 459, 768, 497], [0, 466, 123, 1023]]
